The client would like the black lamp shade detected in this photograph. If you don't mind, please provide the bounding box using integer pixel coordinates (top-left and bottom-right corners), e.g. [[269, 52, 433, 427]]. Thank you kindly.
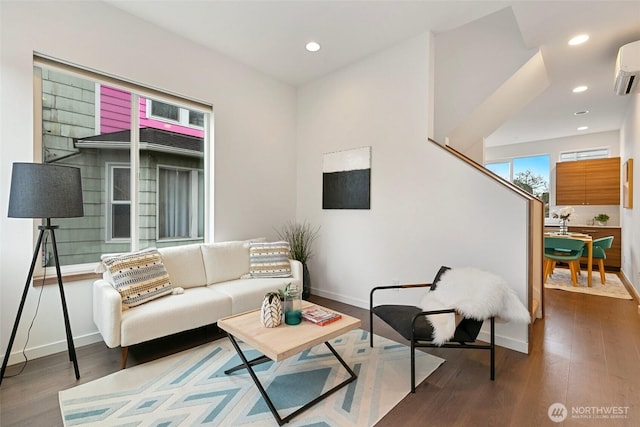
[[8, 162, 84, 219]]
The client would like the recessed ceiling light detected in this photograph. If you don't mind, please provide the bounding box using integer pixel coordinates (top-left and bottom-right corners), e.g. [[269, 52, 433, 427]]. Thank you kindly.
[[574, 110, 590, 116], [573, 85, 588, 93], [577, 126, 589, 131], [305, 41, 321, 52], [569, 34, 589, 46]]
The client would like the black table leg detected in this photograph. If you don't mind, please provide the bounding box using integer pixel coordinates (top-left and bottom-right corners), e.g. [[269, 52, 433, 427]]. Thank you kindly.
[[224, 354, 271, 375], [225, 335, 357, 425]]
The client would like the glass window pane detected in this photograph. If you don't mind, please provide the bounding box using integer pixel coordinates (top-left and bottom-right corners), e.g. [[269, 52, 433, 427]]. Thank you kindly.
[[112, 168, 130, 201], [513, 155, 549, 195], [577, 149, 608, 160], [487, 156, 550, 216], [158, 168, 191, 239], [513, 155, 550, 217], [151, 100, 179, 121], [198, 171, 204, 237], [40, 69, 133, 264], [38, 62, 209, 265], [485, 162, 510, 180], [112, 204, 131, 238], [560, 149, 608, 162], [189, 110, 204, 127]]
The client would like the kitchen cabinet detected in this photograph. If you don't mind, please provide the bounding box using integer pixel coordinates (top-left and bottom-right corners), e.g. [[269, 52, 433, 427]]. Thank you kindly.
[[556, 157, 620, 205]]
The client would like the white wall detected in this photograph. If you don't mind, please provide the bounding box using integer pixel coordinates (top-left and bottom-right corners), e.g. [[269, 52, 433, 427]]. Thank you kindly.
[[296, 33, 531, 353], [620, 95, 640, 297], [0, 1, 297, 363], [434, 7, 537, 146], [486, 130, 621, 226]]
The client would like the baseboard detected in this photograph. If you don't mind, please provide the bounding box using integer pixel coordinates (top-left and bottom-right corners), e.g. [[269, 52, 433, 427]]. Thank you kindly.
[[312, 287, 369, 310], [2, 332, 103, 367], [620, 270, 639, 303], [477, 331, 528, 354]]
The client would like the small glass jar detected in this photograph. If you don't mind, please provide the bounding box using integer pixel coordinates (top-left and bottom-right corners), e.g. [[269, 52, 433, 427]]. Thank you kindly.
[[284, 283, 302, 325], [559, 219, 568, 235]]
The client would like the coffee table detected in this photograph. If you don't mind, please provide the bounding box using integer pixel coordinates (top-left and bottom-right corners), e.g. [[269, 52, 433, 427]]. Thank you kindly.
[[217, 301, 361, 425]]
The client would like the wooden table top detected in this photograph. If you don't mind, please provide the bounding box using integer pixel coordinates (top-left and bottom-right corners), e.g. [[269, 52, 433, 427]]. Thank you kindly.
[[544, 232, 592, 241], [218, 301, 361, 362]]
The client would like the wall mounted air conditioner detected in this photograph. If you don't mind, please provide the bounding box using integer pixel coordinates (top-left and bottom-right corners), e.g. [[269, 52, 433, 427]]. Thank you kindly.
[[614, 40, 640, 95]]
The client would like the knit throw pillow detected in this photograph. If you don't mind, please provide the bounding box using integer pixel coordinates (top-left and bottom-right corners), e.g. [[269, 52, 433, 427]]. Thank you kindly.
[[248, 241, 292, 278], [102, 248, 173, 308]]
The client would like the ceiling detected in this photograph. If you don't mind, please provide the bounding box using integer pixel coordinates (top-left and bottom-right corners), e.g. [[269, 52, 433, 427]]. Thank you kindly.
[[106, 0, 640, 147]]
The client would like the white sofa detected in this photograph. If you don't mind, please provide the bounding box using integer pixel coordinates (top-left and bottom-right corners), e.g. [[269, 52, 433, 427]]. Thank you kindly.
[[92, 241, 302, 368]]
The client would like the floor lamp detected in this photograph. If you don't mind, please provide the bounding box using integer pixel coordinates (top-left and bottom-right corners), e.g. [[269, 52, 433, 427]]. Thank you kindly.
[[0, 162, 84, 386]]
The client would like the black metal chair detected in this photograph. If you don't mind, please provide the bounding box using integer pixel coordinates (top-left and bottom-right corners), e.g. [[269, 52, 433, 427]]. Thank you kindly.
[[369, 266, 495, 393]]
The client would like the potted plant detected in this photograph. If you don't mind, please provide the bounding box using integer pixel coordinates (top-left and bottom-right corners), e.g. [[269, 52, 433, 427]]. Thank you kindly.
[[594, 213, 610, 226], [277, 220, 320, 300], [278, 282, 302, 325]]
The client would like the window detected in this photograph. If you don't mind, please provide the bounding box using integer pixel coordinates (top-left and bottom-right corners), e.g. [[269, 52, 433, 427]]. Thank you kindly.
[[151, 100, 179, 121], [109, 165, 131, 240], [559, 148, 608, 162], [106, 165, 204, 243], [189, 110, 205, 127], [35, 56, 212, 267], [513, 155, 549, 197], [485, 162, 510, 181], [158, 167, 204, 240], [486, 155, 550, 216], [147, 99, 204, 130]]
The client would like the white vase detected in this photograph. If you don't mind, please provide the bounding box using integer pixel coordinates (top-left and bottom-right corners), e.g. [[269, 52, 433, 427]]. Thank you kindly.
[[260, 293, 282, 328]]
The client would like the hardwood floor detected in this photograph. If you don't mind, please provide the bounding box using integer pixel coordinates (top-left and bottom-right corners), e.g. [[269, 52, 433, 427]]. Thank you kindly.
[[1, 285, 639, 426]]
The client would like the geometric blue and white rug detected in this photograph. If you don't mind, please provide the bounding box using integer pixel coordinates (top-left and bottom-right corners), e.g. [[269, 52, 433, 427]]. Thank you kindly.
[[59, 329, 444, 426]]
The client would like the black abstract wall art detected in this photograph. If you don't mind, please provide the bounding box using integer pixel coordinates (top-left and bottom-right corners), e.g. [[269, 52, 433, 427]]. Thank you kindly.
[[322, 147, 371, 209]]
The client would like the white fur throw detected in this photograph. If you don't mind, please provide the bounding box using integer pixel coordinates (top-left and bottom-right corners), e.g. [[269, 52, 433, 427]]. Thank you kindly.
[[419, 267, 531, 345]]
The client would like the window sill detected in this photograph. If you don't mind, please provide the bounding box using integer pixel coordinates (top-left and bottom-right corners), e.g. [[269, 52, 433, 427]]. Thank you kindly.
[[33, 263, 102, 287]]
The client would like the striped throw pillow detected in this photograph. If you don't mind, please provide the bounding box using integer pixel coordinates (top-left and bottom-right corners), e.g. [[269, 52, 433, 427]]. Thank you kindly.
[[249, 241, 292, 278], [102, 248, 173, 308]]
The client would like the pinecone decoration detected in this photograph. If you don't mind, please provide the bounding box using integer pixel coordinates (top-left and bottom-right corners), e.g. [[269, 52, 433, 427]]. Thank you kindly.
[[260, 292, 282, 328]]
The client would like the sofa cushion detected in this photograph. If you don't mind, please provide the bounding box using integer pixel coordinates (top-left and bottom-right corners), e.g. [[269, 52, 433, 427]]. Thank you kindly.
[[201, 241, 251, 285], [101, 248, 173, 308], [248, 241, 292, 278], [211, 277, 301, 314], [120, 287, 232, 346], [158, 244, 207, 289]]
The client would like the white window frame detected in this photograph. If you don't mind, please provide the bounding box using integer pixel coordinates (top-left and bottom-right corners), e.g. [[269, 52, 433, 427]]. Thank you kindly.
[[106, 163, 131, 242], [486, 154, 551, 217], [559, 148, 609, 162], [156, 165, 204, 242], [146, 99, 204, 130], [33, 54, 214, 274]]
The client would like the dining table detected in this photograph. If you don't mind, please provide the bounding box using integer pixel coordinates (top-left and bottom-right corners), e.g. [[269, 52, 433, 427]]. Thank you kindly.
[[544, 232, 593, 287]]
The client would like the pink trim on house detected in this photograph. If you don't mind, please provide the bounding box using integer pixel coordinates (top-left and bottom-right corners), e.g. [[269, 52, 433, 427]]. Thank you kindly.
[[99, 85, 204, 138]]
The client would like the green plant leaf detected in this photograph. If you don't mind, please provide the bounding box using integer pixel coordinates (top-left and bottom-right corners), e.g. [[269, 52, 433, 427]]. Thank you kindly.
[[276, 220, 320, 264]]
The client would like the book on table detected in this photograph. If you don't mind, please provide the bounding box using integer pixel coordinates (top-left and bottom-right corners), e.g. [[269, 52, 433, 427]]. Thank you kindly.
[[301, 305, 342, 326]]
